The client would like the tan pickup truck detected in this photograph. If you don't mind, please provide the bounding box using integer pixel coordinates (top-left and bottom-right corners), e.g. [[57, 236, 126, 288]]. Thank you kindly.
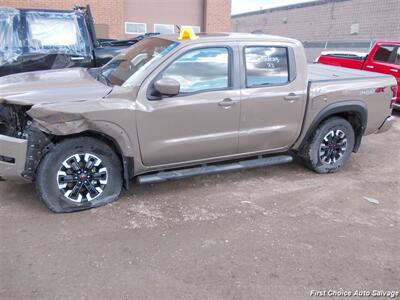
[[0, 33, 396, 212]]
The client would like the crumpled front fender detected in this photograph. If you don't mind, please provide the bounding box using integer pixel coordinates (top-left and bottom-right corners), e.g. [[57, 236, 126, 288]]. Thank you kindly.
[[27, 100, 137, 157]]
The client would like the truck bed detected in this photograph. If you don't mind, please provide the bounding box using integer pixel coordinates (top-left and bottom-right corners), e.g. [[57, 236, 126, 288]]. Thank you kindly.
[[300, 63, 396, 141], [308, 63, 390, 82]]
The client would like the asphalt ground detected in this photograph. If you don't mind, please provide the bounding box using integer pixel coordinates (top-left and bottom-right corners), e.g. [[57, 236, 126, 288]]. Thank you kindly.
[[1, 111, 399, 300]]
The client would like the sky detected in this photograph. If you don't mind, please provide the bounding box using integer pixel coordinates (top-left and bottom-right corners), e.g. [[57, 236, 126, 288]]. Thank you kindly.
[[231, 0, 318, 15]]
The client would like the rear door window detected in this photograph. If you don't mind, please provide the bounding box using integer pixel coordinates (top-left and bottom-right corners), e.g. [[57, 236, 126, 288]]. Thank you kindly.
[[244, 46, 289, 87], [373, 45, 396, 63]]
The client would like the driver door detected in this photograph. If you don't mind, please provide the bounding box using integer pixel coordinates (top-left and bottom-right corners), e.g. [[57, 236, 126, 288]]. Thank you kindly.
[[136, 44, 240, 166]]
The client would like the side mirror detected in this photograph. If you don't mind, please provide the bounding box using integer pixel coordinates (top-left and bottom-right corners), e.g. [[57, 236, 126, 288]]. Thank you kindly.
[[154, 77, 180, 96]]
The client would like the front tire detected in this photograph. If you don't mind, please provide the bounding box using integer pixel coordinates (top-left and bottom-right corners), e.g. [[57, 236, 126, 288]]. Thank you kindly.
[[36, 137, 123, 213], [301, 117, 355, 174]]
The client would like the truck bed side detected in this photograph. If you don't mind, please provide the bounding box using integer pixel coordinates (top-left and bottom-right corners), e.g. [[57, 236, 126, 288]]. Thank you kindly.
[[294, 64, 396, 149]]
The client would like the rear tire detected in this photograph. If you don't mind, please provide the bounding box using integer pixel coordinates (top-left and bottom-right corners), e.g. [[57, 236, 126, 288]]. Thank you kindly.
[[36, 137, 122, 213], [301, 117, 355, 174]]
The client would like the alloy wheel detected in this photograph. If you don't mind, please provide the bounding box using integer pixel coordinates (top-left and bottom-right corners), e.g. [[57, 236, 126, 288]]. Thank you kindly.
[[57, 153, 108, 202], [319, 129, 347, 165]]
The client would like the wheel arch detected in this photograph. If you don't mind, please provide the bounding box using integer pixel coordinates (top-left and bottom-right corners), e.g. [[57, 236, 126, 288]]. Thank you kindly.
[[297, 100, 368, 155], [48, 130, 134, 190]]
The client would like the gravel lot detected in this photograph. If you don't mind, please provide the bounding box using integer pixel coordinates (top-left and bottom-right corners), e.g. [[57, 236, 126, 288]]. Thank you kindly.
[[1, 112, 399, 300]]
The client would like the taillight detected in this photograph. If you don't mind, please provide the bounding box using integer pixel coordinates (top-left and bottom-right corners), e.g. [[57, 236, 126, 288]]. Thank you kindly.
[[390, 85, 398, 109]]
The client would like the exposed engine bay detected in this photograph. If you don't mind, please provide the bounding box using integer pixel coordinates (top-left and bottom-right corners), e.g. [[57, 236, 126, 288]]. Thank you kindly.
[[0, 104, 31, 138], [0, 104, 54, 180]]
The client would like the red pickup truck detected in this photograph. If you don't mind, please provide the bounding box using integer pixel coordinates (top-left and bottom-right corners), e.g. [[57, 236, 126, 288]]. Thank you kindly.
[[316, 41, 400, 109]]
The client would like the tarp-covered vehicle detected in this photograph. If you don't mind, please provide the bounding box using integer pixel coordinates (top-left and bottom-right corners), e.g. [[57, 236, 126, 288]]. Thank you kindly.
[[0, 6, 157, 76]]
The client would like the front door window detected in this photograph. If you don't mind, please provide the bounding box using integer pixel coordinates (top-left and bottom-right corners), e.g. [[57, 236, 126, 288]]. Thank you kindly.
[[161, 47, 230, 94]]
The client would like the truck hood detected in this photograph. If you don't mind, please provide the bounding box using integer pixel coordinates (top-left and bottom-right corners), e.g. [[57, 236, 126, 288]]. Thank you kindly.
[[0, 68, 112, 106]]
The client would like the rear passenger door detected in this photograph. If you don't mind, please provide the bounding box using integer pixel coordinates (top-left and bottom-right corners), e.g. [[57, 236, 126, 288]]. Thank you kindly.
[[238, 43, 307, 153]]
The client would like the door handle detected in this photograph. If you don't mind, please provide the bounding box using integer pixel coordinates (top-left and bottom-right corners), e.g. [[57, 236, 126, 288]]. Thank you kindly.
[[390, 68, 398, 73], [365, 65, 374, 69], [70, 56, 85, 61], [284, 93, 300, 102], [218, 98, 235, 108]]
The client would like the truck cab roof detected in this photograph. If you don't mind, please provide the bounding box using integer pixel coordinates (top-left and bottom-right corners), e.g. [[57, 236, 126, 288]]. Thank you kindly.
[[160, 32, 302, 45]]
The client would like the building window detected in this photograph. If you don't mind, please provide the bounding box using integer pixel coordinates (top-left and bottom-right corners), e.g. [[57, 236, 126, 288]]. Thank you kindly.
[[125, 22, 146, 34], [181, 25, 201, 33], [154, 24, 174, 34]]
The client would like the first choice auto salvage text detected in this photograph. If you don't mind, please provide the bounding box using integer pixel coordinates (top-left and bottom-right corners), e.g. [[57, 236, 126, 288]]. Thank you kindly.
[[310, 289, 399, 298]]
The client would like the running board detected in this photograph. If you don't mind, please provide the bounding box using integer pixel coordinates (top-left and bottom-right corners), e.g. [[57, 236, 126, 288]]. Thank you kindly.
[[137, 155, 293, 184]]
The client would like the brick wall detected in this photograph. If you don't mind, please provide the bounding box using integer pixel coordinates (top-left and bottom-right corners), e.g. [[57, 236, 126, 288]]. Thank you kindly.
[[1, 0, 125, 38], [232, 0, 400, 41], [1, 0, 231, 38], [205, 0, 232, 32], [231, 0, 400, 61]]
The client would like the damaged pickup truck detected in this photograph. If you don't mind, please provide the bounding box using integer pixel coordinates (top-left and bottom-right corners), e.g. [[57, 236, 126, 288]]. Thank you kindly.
[[0, 32, 396, 212]]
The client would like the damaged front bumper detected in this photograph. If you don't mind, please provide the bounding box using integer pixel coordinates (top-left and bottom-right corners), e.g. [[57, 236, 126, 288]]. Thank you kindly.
[[0, 134, 29, 182]]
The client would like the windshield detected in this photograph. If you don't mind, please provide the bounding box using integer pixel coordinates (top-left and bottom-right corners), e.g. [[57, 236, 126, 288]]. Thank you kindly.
[[100, 37, 179, 86]]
